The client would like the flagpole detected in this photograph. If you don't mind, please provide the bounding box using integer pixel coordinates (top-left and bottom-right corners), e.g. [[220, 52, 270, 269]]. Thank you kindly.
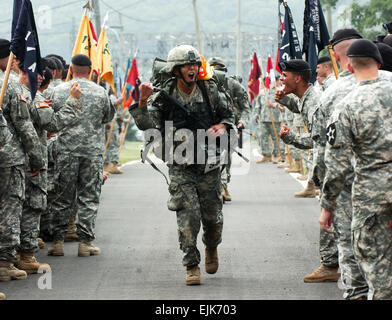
[[328, 45, 340, 79], [0, 52, 15, 112]]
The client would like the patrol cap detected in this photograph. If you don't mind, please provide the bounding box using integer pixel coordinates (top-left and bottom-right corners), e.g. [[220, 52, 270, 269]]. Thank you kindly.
[[383, 34, 392, 47], [317, 56, 331, 65], [347, 39, 383, 65], [330, 28, 362, 47], [279, 59, 311, 72], [376, 42, 392, 71], [0, 39, 10, 59], [71, 54, 91, 67]]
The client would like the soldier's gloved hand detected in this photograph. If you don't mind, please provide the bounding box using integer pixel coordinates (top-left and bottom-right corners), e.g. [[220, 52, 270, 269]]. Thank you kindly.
[[139, 83, 154, 108], [70, 82, 82, 99], [280, 125, 290, 138]]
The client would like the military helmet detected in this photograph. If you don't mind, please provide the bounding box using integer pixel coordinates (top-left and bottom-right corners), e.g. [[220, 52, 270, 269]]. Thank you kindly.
[[166, 45, 202, 72], [208, 57, 226, 68]]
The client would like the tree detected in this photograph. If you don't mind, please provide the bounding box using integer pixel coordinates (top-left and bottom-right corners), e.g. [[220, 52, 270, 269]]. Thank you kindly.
[[350, 0, 392, 40], [321, 0, 339, 34]]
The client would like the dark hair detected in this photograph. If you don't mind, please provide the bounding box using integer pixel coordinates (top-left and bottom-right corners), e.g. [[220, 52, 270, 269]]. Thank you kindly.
[[42, 57, 57, 71], [45, 54, 66, 68], [292, 70, 312, 84], [40, 67, 53, 88], [51, 56, 64, 71], [62, 64, 69, 80]]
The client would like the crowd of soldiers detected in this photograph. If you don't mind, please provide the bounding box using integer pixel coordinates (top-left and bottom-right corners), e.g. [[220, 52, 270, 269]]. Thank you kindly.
[[1, 24, 392, 300], [0, 39, 127, 299]]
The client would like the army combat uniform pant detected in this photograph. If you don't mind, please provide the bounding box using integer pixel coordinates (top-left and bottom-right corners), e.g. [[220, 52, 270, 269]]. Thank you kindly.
[[352, 203, 392, 300], [221, 152, 232, 190], [259, 122, 283, 157], [333, 188, 368, 300], [285, 120, 300, 161], [104, 123, 120, 164], [168, 165, 223, 267], [20, 171, 47, 253], [0, 165, 25, 263], [51, 153, 104, 242]]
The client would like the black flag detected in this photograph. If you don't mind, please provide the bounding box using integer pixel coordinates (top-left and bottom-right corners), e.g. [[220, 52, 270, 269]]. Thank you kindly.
[[10, 0, 43, 101], [279, 2, 303, 64], [303, 0, 330, 83]]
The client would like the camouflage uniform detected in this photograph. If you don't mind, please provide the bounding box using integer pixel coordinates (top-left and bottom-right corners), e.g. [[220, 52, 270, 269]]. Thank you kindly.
[[213, 70, 250, 191], [256, 89, 284, 157], [50, 78, 115, 242], [131, 78, 234, 267], [0, 71, 43, 263], [19, 85, 82, 253], [280, 85, 339, 271], [321, 77, 392, 300], [41, 78, 64, 240], [0, 112, 11, 147]]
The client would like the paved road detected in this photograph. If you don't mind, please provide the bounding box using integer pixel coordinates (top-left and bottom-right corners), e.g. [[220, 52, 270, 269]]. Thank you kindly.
[[0, 151, 343, 300]]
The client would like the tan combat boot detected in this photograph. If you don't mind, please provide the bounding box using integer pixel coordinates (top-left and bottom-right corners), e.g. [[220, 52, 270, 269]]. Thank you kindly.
[[0, 261, 27, 281], [103, 163, 111, 174], [271, 155, 280, 164], [221, 187, 232, 202], [297, 174, 308, 181], [186, 265, 201, 285], [47, 240, 64, 256], [17, 252, 51, 275], [277, 159, 290, 168], [294, 181, 317, 198], [256, 156, 271, 163], [205, 247, 219, 274], [64, 216, 79, 242], [37, 237, 45, 249], [78, 242, 101, 257], [0, 292, 5, 300], [303, 265, 340, 283], [285, 159, 301, 173], [109, 162, 123, 174]]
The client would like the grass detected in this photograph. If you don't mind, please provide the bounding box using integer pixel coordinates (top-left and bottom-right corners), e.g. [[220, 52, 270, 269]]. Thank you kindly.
[[119, 140, 144, 164]]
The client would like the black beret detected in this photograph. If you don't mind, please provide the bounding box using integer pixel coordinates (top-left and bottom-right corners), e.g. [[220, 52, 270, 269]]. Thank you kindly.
[[347, 39, 383, 65], [330, 28, 362, 47], [42, 57, 57, 71], [279, 59, 311, 72], [383, 34, 392, 47], [376, 42, 392, 71], [71, 54, 91, 67], [0, 39, 10, 59], [317, 56, 331, 64]]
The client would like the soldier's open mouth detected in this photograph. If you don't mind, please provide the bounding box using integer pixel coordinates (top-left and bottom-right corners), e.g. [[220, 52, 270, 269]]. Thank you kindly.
[[188, 72, 195, 81]]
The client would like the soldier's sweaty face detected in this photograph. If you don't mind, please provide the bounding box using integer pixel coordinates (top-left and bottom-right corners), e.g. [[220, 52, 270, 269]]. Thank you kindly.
[[179, 63, 199, 83]]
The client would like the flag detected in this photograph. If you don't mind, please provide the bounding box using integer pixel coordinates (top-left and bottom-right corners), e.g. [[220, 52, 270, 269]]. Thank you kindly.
[[70, 13, 99, 74], [303, 0, 330, 83], [248, 52, 262, 102], [279, 2, 302, 65], [276, 2, 284, 74], [265, 55, 275, 90], [114, 63, 122, 99], [97, 26, 115, 93], [121, 57, 141, 108], [198, 55, 214, 80], [11, 0, 42, 101], [121, 58, 132, 108]]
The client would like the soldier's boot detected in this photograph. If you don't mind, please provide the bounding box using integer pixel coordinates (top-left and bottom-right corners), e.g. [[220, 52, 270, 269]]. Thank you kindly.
[[221, 187, 232, 202], [277, 158, 290, 168], [47, 240, 64, 256], [37, 237, 45, 249], [186, 265, 201, 286], [294, 181, 317, 198], [103, 163, 111, 175], [78, 242, 101, 257], [271, 155, 280, 164], [297, 174, 308, 181], [64, 217, 79, 242], [0, 292, 5, 300], [0, 261, 27, 281], [205, 247, 219, 274], [256, 156, 271, 164], [303, 265, 340, 283], [285, 159, 301, 173], [16, 252, 51, 275], [109, 162, 123, 174]]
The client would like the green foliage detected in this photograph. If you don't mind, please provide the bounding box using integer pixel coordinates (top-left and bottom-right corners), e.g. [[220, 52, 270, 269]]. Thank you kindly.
[[350, 0, 392, 39], [321, 0, 339, 9]]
